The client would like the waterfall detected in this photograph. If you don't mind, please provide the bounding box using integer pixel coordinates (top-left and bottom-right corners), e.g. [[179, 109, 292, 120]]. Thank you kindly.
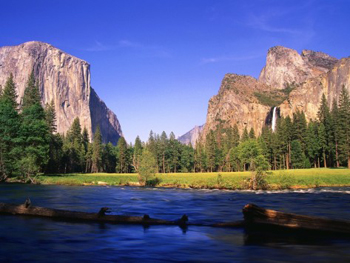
[[272, 107, 277, 132]]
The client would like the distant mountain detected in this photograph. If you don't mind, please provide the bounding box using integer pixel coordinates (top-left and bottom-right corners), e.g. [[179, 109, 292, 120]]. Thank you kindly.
[[183, 46, 348, 143], [0, 41, 123, 144], [177, 125, 203, 146]]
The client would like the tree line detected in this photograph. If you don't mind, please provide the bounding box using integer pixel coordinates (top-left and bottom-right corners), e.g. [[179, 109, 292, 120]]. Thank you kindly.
[[1, 73, 349, 182]]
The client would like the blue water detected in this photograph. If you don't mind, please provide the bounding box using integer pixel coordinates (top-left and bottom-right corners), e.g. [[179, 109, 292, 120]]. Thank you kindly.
[[0, 184, 350, 262]]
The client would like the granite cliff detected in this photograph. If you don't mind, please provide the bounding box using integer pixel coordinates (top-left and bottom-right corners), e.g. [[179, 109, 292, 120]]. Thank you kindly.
[[177, 125, 204, 146], [0, 41, 122, 144], [181, 46, 348, 143]]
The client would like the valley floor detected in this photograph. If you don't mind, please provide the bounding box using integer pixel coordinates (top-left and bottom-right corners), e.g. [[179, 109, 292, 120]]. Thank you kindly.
[[8, 168, 350, 190]]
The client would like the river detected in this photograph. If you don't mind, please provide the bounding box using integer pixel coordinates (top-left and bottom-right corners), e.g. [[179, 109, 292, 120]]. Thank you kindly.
[[0, 184, 350, 262]]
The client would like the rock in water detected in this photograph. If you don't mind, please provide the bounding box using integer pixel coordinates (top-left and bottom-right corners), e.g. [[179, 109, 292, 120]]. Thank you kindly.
[[0, 41, 123, 144]]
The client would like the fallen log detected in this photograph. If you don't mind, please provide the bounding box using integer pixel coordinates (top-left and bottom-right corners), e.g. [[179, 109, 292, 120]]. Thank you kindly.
[[242, 204, 350, 235], [0, 202, 186, 226]]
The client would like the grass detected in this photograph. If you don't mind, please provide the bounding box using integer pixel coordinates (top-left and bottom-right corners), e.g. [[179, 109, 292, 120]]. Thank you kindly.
[[27, 168, 350, 190]]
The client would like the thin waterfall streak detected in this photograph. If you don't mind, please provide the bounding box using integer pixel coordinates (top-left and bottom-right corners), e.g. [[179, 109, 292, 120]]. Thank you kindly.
[[272, 107, 277, 132]]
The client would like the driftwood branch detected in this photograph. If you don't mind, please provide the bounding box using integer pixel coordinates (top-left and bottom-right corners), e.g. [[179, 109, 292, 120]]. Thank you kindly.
[[0, 202, 185, 226], [242, 203, 350, 235]]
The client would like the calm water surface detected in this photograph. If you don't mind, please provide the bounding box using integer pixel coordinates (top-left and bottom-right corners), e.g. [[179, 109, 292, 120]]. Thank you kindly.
[[0, 184, 350, 262]]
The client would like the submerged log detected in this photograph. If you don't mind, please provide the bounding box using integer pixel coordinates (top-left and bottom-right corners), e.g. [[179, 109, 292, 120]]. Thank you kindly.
[[0, 202, 184, 226], [242, 204, 350, 235]]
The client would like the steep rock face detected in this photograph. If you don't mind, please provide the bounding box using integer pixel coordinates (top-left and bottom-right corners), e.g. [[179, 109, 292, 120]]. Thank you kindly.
[[280, 57, 350, 119], [0, 41, 122, 144], [202, 74, 271, 137], [183, 46, 347, 144], [177, 125, 203, 146], [259, 46, 337, 89]]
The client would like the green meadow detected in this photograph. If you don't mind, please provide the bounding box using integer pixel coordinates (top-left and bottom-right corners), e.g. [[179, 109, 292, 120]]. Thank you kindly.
[[30, 168, 350, 190]]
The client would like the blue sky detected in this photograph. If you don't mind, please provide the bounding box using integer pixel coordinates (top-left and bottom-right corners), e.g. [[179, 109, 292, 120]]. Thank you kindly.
[[1, 0, 350, 143]]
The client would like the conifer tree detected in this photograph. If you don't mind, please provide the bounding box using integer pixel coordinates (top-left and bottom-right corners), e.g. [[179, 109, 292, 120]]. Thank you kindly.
[[317, 94, 332, 166], [305, 121, 319, 168], [331, 99, 340, 167], [205, 130, 217, 172], [159, 131, 168, 173], [249, 127, 255, 139], [102, 142, 116, 173], [0, 75, 20, 180], [82, 127, 90, 153], [116, 136, 128, 173], [291, 140, 306, 169], [91, 126, 102, 173], [241, 127, 249, 142], [45, 100, 57, 133], [168, 132, 180, 172], [19, 73, 50, 181], [338, 86, 350, 167], [318, 123, 327, 167], [132, 136, 143, 172], [232, 124, 240, 147], [2, 73, 18, 109]]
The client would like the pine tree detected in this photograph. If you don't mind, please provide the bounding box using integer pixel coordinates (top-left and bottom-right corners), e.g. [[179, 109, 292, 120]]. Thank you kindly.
[[82, 128, 90, 152], [45, 100, 57, 133], [147, 130, 158, 171], [232, 124, 240, 147], [338, 86, 350, 167], [132, 136, 143, 172], [318, 123, 327, 168], [19, 73, 50, 181], [0, 76, 20, 180], [317, 94, 332, 167], [249, 127, 256, 139], [22, 71, 41, 109], [159, 131, 168, 173], [241, 127, 249, 142], [91, 126, 103, 173], [291, 140, 306, 169], [305, 121, 319, 168], [116, 136, 128, 173], [168, 132, 180, 172], [205, 130, 217, 172], [67, 118, 82, 144], [2, 73, 18, 109], [331, 99, 340, 167], [102, 142, 116, 173]]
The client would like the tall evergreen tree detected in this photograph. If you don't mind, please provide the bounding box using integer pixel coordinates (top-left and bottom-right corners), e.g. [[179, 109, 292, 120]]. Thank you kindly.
[[318, 123, 328, 168], [168, 132, 180, 172], [249, 127, 256, 139], [0, 75, 21, 180], [241, 127, 249, 142], [317, 94, 332, 166], [116, 137, 128, 173], [2, 73, 18, 109], [91, 126, 103, 173], [132, 136, 143, 172], [331, 99, 340, 167], [205, 130, 217, 172], [45, 100, 57, 133], [19, 73, 50, 181], [338, 86, 350, 167], [102, 142, 116, 173]]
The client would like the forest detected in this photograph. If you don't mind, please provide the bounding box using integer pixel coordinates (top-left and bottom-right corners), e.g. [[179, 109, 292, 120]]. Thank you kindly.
[[0, 73, 350, 183]]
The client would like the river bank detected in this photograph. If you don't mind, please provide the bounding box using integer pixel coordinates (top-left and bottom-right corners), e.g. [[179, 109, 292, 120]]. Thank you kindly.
[[6, 168, 350, 190]]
